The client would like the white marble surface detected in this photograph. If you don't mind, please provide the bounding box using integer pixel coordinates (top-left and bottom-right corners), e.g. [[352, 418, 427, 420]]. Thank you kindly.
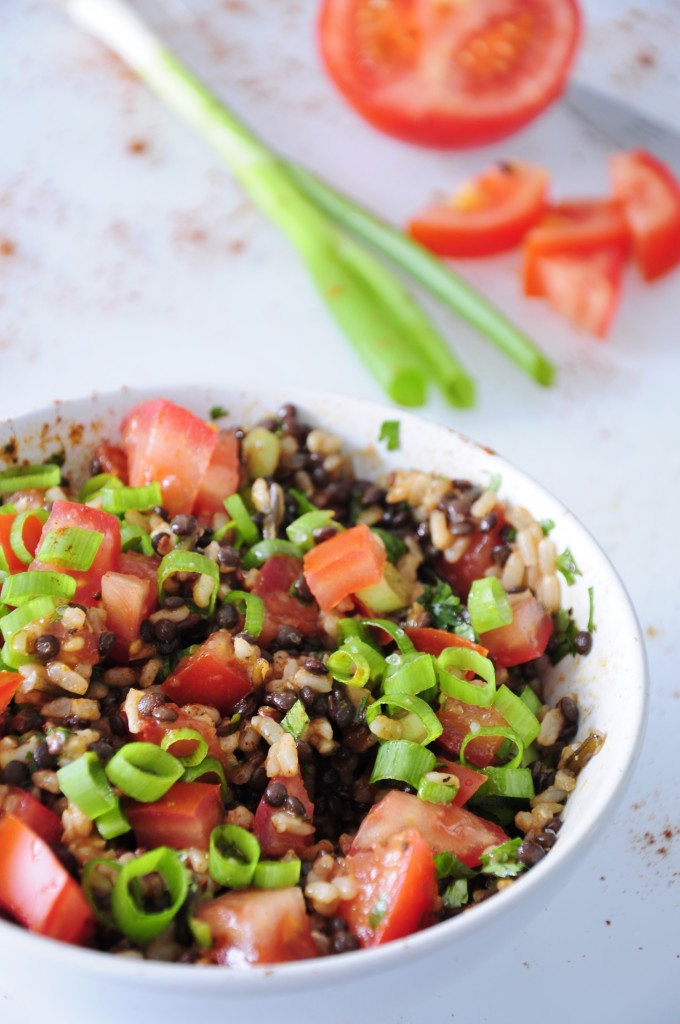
[[0, 1, 679, 1021]]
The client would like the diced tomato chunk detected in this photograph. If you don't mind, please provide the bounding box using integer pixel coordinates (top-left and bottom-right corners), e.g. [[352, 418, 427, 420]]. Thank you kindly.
[[480, 595, 554, 667], [611, 149, 680, 281], [161, 631, 252, 715], [196, 886, 317, 966], [101, 570, 155, 659], [193, 430, 241, 520], [30, 500, 121, 605], [351, 790, 507, 868], [405, 626, 488, 659], [303, 523, 385, 612], [437, 696, 510, 768], [93, 443, 128, 482], [127, 781, 224, 851], [251, 555, 321, 645], [433, 758, 488, 807], [0, 671, 23, 714], [340, 828, 437, 947], [253, 772, 314, 858], [0, 511, 45, 575], [436, 506, 505, 602], [3, 788, 63, 845], [121, 399, 218, 518], [0, 814, 94, 944]]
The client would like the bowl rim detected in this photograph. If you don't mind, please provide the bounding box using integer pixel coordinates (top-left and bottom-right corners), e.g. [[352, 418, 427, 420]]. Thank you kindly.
[[0, 384, 649, 992]]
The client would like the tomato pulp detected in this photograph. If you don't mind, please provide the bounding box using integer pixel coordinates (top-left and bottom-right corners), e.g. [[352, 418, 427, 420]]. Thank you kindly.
[[319, 0, 581, 148]]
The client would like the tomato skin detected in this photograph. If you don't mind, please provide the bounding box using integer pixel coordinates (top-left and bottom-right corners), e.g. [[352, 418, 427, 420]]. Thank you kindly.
[[30, 500, 122, 605], [434, 758, 488, 807], [405, 626, 488, 659], [251, 555, 321, 646], [435, 506, 505, 602], [0, 511, 44, 574], [196, 886, 318, 966], [303, 523, 385, 612], [0, 670, 23, 714], [351, 790, 507, 868], [127, 781, 224, 851], [437, 696, 509, 768], [480, 594, 553, 667], [319, 0, 581, 148], [101, 570, 156, 660], [161, 631, 253, 715], [409, 162, 549, 257], [0, 813, 94, 944], [340, 828, 437, 947], [536, 245, 626, 338], [610, 149, 680, 282], [121, 399, 218, 518], [3, 787, 63, 845], [93, 443, 128, 482], [253, 773, 315, 858], [193, 430, 241, 520]]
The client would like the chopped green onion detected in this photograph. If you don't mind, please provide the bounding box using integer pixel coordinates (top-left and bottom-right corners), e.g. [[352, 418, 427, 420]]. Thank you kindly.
[[223, 590, 264, 638], [417, 771, 459, 804], [9, 509, 48, 565], [493, 685, 540, 746], [336, 617, 369, 645], [539, 518, 555, 535], [120, 521, 155, 556], [288, 488, 317, 515], [555, 547, 582, 586], [383, 651, 437, 698], [360, 618, 415, 654], [188, 915, 213, 950], [378, 420, 400, 451], [480, 837, 526, 877], [0, 504, 16, 515], [183, 755, 229, 801], [475, 766, 534, 799], [37, 527, 103, 571], [105, 742, 184, 801], [57, 751, 117, 820], [96, 797, 132, 839], [434, 851, 477, 881], [587, 585, 596, 633], [460, 727, 524, 771], [437, 647, 496, 707], [208, 823, 260, 888], [286, 510, 339, 552], [82, 858, 122, 929], [0, 595, 57, 644], [366, 693, 442, 745], [101, 482, 163, 513], [519, 684, 542, 716], [241, 539, 303, 569], [157, 549, 220, 615], [487, 473, 502, 493], [78, 472, 123, 503], [280, 699, 310, 740], [223, 494, 259, 547], [1, 570, 76, 607], [467, 577, 513, 635], [0, 464, 61, 495], [370, 528, 405, 564], [111, 847, 188, 943], [327, 648, 371, 688], [339, 636, 386, 686], [369, 738, 436, 788], [160, 728, 209, 768], [253, 858, 301, 889]]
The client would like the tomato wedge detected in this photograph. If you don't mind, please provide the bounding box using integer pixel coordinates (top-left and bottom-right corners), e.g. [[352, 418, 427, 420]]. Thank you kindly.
[[480, 594, 553, 667], [0, 670, 23, 713], [0, 814, 94, 944], [409, 161, 549, 257], [30, 500, 121, 605], [193, 429, 241, 520], [127, 781, 224, 851], [535, 245, 627, 338], [319, 0, 581, 148], [340, 828, 437, 947], [610, 149, 680, 282], [253, 772, 315, 858], [196, 886, 318, 966], [161, 631, 253, 715], [251, 555, 321, 646], [93, 442, 128, 482], [303, 523, 385, 612], [435, 758, 489, 807]]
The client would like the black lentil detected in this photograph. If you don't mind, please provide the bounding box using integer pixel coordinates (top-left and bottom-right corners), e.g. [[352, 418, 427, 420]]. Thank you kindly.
[[34, 633, 61, 660], [264, 781, 287, 807]]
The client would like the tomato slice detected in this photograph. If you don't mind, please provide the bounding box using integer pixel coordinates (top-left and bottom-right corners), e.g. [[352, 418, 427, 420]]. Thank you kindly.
[[3, 787, 63, 845], [0, 511, 45, 575], [193, 429, 241, 520], [0, 670, 23, 714], [121, 399, 218, 518], [405, 626, 488, 659], [437, 697, 510, 768], [196, 886, 318, 966], [251, 555, 321, 645], [126, 781, 224, 851], [480, 594, 553, 667], [522, 199, 631, 295], [30, 500, 121, 605], [351, 790, 507, 868], [303, 523, 385, 612], [161, 631, 253, 715], [319, 0, 580, 148], [610, 149, 680, 282], [0, 814, 94, 944], [535, 245, 626, 338], [409, 161, 548, 257], [340, 828, 437, 947], [252, 772, 315, 858]]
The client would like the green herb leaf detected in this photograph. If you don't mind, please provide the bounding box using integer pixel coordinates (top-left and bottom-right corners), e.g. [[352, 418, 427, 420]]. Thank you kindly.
[[280, 699, 310, 740], [587, 585, 595, 633], [480, 837, 525, 878], [371, 528, 406, 564], [487, 473, 502, 493], [209, 405, 229, 420], [378, 420, 401, 451], [434, 851, 477, 881], [442, 878, 469, 910], [539, 518, 555, 535], [555, 547, 582, 586], [419, 580, 475, 641], [548, 607, 579, 664]]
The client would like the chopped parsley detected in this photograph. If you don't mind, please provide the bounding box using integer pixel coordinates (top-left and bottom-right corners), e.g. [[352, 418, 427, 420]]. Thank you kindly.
[[480, 838, 525, 878], [280, 699, 310, 740], [209, 405, 229, 420], [548, 607, 580, 664], [442, 878, 469, 910], [434, 851, 477, 881], [378, 419, 400, 451], [419, 579, 476, 642], [368, 895, 388, 930], [487, 472, 502, 492], [371, 527, 405, 564], [539, 518, 555, 535], [555, 547, 582, 586]]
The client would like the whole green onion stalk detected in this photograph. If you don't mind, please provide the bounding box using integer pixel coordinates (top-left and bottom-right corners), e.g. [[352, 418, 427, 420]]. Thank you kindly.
[[58, 0, 555, 404]]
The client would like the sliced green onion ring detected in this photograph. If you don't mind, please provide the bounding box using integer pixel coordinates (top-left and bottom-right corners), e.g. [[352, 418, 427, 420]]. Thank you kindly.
[[78, 472, 123, 503], [102, 482, 163, 514], [288, 488, 317, 514], [105, 742, 184, 801], [253, 858, 301, 889], [223, 590, 265, 639], [475, 766, 535, 799], [1, 570, 76, 607], [365, 693, 442, 745], [183, 756, 229, 801], [467, 576, 513, 634], [208, 823, 260, 888], [369, 738, 436, 788], [417, 771, 460, 804], [383, 651, 437, 697], [9, 509, 49, 565], [0, 464, 61, 495], [96, 797, 132, 839], [0, 595, 57, 644], [111, 847, 188, 943], [360, 618, 415, 654], [120, 520, 156, 556], [437, 647, 496, 707], [518, 683, 542, 716], [340, 637, 386, 686], [327, 648, 370, 688], [286, 510, 340, 551], [241, 539, 303, 569], [37, 526, 103, 571], [157, 549, 220, 615], [223, 494, 259, 547], [160, 728, 209, 768], [493, 684, 540, 746], [459, 726, 524, 771], [57, 751, 117, 820]]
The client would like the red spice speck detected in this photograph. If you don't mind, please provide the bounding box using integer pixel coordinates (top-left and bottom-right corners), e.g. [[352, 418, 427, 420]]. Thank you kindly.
[[0, 239, 15, 257], [127, 139, 148, 155]]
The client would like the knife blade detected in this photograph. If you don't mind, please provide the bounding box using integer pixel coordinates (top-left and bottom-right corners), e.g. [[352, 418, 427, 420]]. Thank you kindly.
[[566, 80, 680, 169]]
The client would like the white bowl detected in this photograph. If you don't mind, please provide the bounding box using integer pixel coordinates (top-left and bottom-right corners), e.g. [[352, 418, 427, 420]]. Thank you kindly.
[[0, 386, 648, 1024]]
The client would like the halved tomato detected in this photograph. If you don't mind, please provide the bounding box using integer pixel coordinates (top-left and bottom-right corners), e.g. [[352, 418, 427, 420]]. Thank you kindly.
[[30, 500, 121, 605], [193, 429, 241, 521], [303, 523, 385, 612], [252, 772, 315, 858], [319, 0, 581, 148], [437, 696, 510, 768], [136, 704, 228, 767], [196, 886, 318, 966], [339, 828, 437, 947], [252, 555, 321, 645], [480, 594, 553, 667], [535, 245, 626, 338], [610, 149, 680, 281], [161, 631, 253, 715], [409, 161, 549, 257], [126, 781, 224, 851]]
